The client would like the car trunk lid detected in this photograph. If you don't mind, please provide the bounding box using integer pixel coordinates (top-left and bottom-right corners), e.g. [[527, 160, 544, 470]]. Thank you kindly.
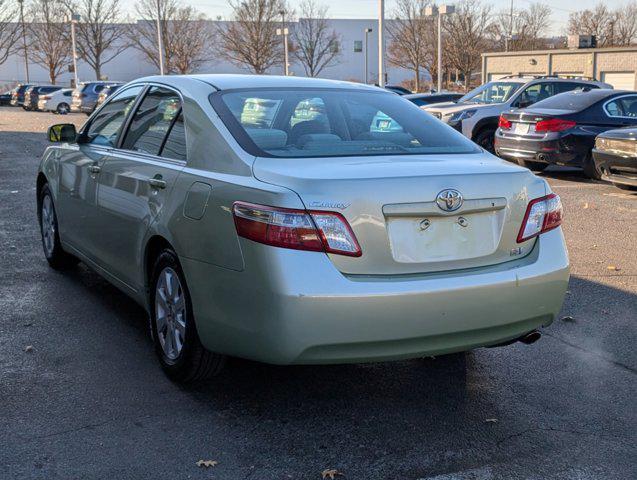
[[253, 153, 547, 275]]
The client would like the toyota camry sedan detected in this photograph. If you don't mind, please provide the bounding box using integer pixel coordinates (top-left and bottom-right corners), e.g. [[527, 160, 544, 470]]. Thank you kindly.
[[37, 75, 570, 382]]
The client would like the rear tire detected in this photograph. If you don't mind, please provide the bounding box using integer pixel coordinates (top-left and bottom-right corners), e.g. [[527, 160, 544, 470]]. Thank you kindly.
[[149, 249, 225, 382], [582, 153, 602, 180], [56, 102, 70, 115], [517, 159, 548, 171], [475, 128, 496, 153], [38, 184, 79, 270]]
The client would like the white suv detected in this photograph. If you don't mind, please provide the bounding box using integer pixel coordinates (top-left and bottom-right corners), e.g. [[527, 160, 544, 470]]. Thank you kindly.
[[38, 88, 74, 114], [423, 76, 611, 152]]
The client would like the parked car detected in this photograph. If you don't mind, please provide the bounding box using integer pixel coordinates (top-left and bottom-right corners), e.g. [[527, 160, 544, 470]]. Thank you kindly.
[[405, 92, 464, 107], [384, 84, 413, 95], [38, 88, 74, 114], [592, 127, 637, 190], [423, 75, 611, 152], [495, 89, 637, 177], [24, 85, 63, 111], [95, 83, 123, 109], [0, 89, 13, 106], [10, 83, 34, 106], [71, 81, 121, 114], [38, 75, 569, 382]]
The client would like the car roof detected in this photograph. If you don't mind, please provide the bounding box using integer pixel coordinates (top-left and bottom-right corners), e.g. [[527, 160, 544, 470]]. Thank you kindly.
[[404, 92, 461, 99], [134, 74, 384, 93]]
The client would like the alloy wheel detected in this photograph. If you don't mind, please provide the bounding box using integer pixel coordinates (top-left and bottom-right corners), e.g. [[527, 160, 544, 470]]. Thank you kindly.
[[155, 267, 187, 361], [41, 194, 55, 257]]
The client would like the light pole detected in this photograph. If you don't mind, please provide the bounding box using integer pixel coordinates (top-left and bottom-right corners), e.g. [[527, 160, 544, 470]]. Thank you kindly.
[[364, 28, 372, 84], [426, 4, 454, 93], [276, 28, 289, 76], [70, 13, 80, 87], [378, 0, 385, 87], [156, 0, 165, 75], [17, 0, 29, 83]]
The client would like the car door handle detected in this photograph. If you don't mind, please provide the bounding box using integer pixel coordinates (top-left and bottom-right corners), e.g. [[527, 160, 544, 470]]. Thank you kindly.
[[147, 178, 167, 189], [88, 165, 101, 174]]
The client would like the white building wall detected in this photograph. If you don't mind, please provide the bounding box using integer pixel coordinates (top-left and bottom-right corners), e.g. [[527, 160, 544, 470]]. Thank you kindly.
[[0, 19, 415, 90]]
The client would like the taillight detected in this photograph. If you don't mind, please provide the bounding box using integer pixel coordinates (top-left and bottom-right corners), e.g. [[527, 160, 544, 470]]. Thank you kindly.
[[233, 202, 362, 257], [535, 118, 576, 133], [517, 193, 563, 243], [498, 115, 512, 130]]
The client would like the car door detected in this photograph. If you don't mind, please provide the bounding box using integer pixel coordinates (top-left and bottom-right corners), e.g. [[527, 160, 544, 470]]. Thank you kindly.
[[56, 85, 144, 262], [95, 85, 186, 289]]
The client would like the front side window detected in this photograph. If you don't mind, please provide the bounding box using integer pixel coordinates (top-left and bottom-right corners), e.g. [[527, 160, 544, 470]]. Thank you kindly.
[[604, 95, 637, 118], [120, 86, 182, 155], [211, 88, 480, 158], [459, 81, 522, 104], [516, 83, 555, 106], [85, 85, 144, 147]]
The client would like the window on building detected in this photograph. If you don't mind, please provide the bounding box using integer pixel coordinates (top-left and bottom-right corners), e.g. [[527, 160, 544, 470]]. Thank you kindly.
[[353, 40, 363, 53]]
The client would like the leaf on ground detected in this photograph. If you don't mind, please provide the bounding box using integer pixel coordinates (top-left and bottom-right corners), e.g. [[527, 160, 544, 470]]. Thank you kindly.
[[24, 345, 34, 353], [583, 202, 589, 209], [607, 265, 621, 271], [485, 418, 498, 423], [196, 460, 218, 468], [322, 468, 344, 479]]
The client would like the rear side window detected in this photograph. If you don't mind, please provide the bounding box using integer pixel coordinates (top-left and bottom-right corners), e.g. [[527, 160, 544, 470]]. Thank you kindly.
[[604, 95, 637, 118], [212, 88, 480, 158], [85, 86, 144, 147], [160, 113, 187, 161], [121, 86, 182, 156]]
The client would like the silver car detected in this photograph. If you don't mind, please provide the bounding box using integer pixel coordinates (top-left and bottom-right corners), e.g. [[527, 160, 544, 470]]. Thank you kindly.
[[37, 75, 570, 382]]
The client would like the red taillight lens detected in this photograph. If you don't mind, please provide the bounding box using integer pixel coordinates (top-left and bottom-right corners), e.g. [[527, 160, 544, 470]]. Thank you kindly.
[[233, 202, 362, 257], [517, 193, 563, 243], [535, 118, 576, 133], [498, 115, 512, 130]]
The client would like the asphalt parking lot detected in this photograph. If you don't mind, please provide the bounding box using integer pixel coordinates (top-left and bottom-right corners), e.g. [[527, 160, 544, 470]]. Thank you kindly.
[[0, 106, 635, 480]]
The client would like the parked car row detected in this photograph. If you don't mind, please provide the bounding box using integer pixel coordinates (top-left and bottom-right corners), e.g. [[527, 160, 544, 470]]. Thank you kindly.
[[2, 81, 123, 115], [422, 75, 636, 191]]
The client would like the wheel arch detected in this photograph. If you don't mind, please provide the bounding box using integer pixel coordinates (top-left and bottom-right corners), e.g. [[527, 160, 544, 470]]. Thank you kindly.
[[471, 116, 500, 141], [144, 235, 175, 290]]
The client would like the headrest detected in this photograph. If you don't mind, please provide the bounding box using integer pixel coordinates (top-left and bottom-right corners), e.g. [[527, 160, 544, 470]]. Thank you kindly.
[[246, 128, 288, 150]]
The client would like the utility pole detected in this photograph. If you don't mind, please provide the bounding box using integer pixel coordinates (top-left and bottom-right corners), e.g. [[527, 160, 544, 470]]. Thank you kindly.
[[70, 13, 80, 86], [18, 0, 29, 83], [156, 0, 165, 75], [426, 5, 455, 93], [507, 0, 513, 52], [278, 10, 289, 76], [378, 0, 385, 87], [364, 28, 372, 84]]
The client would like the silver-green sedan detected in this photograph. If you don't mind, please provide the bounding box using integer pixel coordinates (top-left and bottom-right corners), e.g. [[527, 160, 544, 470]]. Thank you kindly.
[[37, 75, 570, 382]]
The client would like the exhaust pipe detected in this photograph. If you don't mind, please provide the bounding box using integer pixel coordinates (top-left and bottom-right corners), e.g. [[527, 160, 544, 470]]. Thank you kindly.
[[518, 330, 541, 345], [537, 153, 548, 162]]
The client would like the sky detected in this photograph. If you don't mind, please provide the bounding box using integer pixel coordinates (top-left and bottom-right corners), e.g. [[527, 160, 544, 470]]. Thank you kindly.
[[183, 0, 629, 36]]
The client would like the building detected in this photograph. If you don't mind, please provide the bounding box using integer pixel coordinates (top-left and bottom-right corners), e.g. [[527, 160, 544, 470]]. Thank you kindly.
[[482, 47, 637, 90], [0, 19, 415, 90]]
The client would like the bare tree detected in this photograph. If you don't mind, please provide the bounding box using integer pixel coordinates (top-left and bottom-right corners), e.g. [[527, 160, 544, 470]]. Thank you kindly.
[[129, 0, 212, 74], [567, 4, 613, 46], [0, 0, 20, 66], [215, 0, 284, 74], [291, 0, 340, 77], [443, 0, 493, 91], [609, 2, 637, 46], [26, 0, 72, 84], [386, 0, 434, 92], [491, 3, 552, 51], [64, 0, 128, 80]]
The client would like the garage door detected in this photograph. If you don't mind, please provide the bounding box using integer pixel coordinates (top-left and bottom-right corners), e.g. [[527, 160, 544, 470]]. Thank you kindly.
[[601, 72, 636, 90], [488, 73, 510, 81]]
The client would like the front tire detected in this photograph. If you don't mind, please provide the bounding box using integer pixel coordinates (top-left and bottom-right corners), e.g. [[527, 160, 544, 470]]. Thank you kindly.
[[582, 153, 602, 180], [150, 250, 225, 382], [517, 159, 548, 171], [475, 128, 496, 153], [38, 184, 79, 270], [56, 102, 70, 115]]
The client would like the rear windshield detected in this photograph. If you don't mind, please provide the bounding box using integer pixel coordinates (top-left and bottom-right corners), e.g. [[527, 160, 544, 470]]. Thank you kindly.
[[531, 90, 612, 111], [211, 88, 480, 158]]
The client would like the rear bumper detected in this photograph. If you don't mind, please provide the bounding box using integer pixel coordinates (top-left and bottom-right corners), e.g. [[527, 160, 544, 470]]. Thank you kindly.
[[182, 229, 570, 365], [494, 133, 587, 166], [593, 149, 637, 187]]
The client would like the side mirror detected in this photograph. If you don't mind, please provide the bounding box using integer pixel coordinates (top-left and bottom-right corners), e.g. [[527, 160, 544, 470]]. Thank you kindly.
[[47, 123, 77, 143]]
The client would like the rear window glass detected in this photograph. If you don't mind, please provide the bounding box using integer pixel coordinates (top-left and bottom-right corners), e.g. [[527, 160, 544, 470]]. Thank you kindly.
[[211, 89, 480, 158], [531, 90, 612, 111]]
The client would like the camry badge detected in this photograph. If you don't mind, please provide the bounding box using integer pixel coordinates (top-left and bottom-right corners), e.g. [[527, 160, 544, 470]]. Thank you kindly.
[[436, 189, 463, 212]]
